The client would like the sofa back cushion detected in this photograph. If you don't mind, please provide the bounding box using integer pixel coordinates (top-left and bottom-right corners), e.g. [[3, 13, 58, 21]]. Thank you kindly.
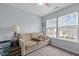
[[20, 33, 31, 41], [31, 33, 43, 39]]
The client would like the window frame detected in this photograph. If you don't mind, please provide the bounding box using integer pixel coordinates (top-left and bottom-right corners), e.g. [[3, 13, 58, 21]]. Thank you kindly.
[[45, 12, 78, 42]]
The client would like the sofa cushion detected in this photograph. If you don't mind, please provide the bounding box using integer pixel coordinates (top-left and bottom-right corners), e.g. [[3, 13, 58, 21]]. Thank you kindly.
[[20, 33, 31, 41], [31, 38, 40, 42], [38, 35, 48, 40], [31, 33, 43, 39], [31, 36, 44, 41], [37, 41, 45, 45], [38, 37, 44, 41], [25, 41, 37, 48]]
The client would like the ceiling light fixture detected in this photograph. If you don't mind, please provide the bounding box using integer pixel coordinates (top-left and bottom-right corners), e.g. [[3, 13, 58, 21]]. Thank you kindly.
[[38, 3, 44, 5], [37, 3, 50, 7]]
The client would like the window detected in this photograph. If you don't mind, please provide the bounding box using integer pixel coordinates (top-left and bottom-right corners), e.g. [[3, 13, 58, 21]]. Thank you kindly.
[[46, 18, 56, 38], [45, 12, 78, 42], [58, 12, 78, 41]]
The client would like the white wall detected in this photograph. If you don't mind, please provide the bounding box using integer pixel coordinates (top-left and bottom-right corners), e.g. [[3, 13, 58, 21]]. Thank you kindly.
[[43, 4, 79, 54], [0, 4, 42, 41]]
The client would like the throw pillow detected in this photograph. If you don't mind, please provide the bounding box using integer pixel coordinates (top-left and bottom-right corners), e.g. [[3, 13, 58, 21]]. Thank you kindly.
[[38, 37, 44, 41], [38, 35, 49, 41], [38, 35, 45, 40]]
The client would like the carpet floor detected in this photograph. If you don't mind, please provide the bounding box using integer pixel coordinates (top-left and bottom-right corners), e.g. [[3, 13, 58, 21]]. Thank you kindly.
[[27, 45, 75, 56]]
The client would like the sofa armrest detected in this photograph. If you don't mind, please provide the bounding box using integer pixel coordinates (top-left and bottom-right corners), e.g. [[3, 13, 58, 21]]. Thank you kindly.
[[19, 39, 26, 56], [45, 38, 50, 42]]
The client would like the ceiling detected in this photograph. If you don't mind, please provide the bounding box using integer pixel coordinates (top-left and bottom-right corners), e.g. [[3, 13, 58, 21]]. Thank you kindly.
[[6, 3, 73, 17]]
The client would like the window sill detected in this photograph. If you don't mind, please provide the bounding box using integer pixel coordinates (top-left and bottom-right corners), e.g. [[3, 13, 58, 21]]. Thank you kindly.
[[58, 38, 79, 43], [50, 37, 79, 43]]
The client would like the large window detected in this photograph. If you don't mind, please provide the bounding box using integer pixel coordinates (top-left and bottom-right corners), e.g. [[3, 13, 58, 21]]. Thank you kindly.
[[46, 12, 78, 42], [46, 18, 56, 38], [58, 12, 78, 41]]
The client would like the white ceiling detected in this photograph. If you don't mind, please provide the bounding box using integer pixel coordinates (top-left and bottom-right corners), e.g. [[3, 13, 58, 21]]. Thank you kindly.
[[6, 3, 73, 17]]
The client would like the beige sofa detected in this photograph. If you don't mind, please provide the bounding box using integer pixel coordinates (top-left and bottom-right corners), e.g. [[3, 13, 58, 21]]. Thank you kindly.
[[19, 33, 49, 56]]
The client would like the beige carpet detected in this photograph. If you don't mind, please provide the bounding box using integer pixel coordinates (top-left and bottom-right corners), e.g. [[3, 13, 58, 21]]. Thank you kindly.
[[27, 45, 75, 56]]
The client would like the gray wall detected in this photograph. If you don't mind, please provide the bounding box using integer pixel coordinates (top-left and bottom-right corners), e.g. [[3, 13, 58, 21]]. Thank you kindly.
[[43, 4, 79, 54], [0, 4, 42, 41]]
